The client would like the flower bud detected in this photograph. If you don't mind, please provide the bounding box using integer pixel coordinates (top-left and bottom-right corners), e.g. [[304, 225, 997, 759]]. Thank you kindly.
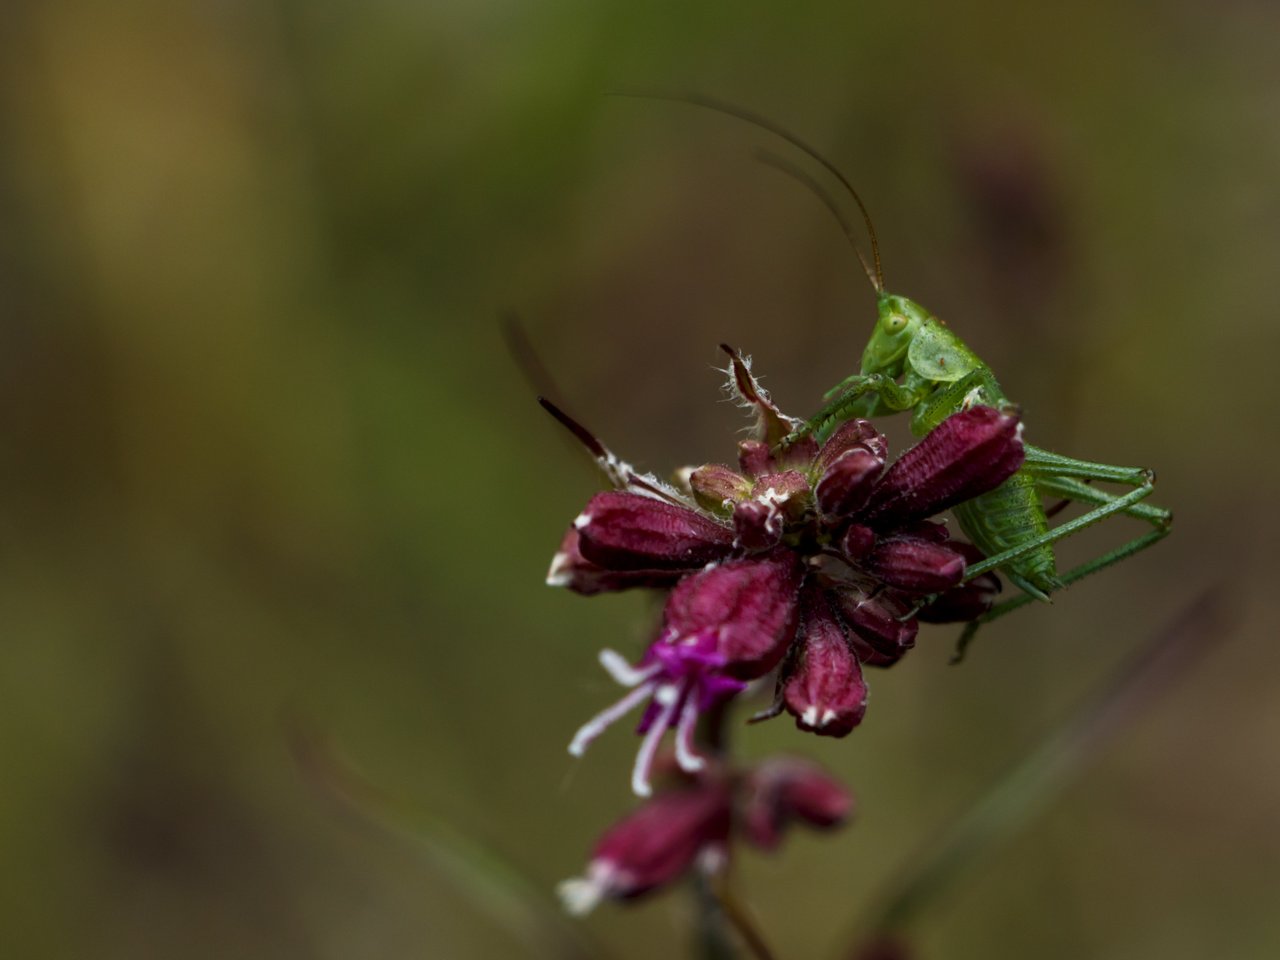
[[557, 781, 731, 914], [916, 542, 1002, 622], [737, 439, 772, 477], [815, 447, 884, 520], [735, 438, 820, 478], [732, 499, 783, 552], [863, 535, 967, 594], [740, 756, 853, 850], [781, 586, 868, 737], [838, 523, 878, 561], [830, 587, 918, 667], [894, 519, 950, 543], [547, 529, 685, 595], [860, 406, 1024, 527], [751, 471, 812, 521], [574, 491, 734, 571], [689, 464, 752, 514], [813, 418, 888, 474]]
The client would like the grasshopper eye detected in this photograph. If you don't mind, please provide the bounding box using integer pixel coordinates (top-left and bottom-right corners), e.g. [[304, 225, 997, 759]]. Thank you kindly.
[[881, 313, 908, 334]]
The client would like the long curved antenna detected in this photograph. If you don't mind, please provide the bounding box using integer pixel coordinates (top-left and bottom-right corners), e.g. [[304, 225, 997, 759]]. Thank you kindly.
[[753, 149, 880, 292], [611, 90, 884, 293]]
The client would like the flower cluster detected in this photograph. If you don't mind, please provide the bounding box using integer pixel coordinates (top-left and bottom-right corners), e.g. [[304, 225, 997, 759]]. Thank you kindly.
[[558, 753, 850, 915], [546, 348, 1023, 796]]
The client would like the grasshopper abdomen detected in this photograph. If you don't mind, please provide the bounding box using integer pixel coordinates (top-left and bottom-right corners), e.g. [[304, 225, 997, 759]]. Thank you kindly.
[[953, 471, 1061, 601]]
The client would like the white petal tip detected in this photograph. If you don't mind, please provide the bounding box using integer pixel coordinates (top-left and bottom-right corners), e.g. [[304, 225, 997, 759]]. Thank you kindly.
[[677, 755, 706, 773], [556, 878, 602, 916], [546, 553, 572, 587]]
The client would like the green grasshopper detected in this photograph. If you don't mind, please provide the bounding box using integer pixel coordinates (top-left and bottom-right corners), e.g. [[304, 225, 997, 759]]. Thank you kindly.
[[623, 94, 1172, 659]]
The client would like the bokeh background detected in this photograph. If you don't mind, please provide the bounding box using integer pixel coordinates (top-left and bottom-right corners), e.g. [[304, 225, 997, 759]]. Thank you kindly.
[[3, 2, 1278, 958]]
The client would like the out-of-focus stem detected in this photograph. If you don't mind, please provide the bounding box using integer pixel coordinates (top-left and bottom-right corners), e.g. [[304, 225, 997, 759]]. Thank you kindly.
[[691, 701, 780, 960], [712, 874, 780, 960], [693, 871, 741, 960], [693, 701, 739, 960]]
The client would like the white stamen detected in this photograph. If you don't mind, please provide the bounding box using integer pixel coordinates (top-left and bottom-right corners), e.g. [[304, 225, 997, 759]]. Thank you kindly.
[[820, 709, 838, 726], [568, 682, 657, 757], [673, 696, 705, 773], [598, 649, 661, 687], [572, 511, 592, 530], [631, 687, 680, 797], [801, 705, 819, 727]]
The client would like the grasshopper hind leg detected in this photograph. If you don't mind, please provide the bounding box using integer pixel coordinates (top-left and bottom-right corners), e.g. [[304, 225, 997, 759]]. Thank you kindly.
[[1005, 570, 1057, 603], [950, 459, 1170, 662]]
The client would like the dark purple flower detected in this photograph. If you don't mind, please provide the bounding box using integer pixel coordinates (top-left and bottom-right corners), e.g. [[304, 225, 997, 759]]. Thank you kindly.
[[544, 346, 1023, 774], [857, 404, 1025, 528], [574, 491, 735, 571], [831, 587, 919, 668], [557, 773, 733, 914], [739, 756, 853, 850], [779, 584, 868, 737], [863, 533, 967, 593], [914, 541, 1003, 622], [558, 753, 850, 913], [547, 528, 685, 596]]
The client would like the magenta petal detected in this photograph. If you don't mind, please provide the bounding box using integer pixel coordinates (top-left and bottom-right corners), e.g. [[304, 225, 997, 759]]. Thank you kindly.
[[864, 536, 967, 594], [860, 406, 1024, 527], [782, 585, 868, 738], [575, 491, 735, 571], [741, 757, 853, 850], [662, 551, 803, 680]]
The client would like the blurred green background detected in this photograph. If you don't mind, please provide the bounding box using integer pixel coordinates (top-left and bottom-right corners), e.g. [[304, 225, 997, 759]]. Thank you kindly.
[[3, 1, 1278, 958]]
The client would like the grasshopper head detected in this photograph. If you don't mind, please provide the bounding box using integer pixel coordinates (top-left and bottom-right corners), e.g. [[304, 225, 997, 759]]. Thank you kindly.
[[860, 294, 933, 375]]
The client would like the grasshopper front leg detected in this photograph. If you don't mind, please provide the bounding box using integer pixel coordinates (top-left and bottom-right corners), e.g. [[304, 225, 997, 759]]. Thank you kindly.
[[783, 374, 927, 446]]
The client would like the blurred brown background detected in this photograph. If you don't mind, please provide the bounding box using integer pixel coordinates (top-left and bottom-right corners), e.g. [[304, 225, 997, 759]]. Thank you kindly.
[[2, 1, 1278, 958]]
